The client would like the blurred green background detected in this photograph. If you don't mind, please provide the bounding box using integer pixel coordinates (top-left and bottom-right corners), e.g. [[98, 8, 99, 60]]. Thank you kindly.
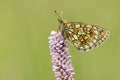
[[0, 0, 119, 80]]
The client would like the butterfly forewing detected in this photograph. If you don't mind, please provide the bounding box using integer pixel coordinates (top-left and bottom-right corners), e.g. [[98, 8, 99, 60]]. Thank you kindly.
[[64, 22, 110, 52]]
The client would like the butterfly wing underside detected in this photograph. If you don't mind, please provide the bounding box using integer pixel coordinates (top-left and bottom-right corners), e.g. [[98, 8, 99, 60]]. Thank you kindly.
[[65, 22, 110, 52]]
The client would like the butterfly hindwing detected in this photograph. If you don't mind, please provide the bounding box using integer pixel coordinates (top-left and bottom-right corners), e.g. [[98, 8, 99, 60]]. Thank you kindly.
[[65, 22, 110, 52]]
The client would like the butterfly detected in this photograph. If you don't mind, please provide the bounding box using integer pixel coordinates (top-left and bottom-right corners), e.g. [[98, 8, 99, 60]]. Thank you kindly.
[[55, 11, 110, 52]]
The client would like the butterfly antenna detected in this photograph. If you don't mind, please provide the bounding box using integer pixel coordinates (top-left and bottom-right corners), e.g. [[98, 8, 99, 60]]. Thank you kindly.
[[61, 11, 63, 19], [54, 10, 63, 20]]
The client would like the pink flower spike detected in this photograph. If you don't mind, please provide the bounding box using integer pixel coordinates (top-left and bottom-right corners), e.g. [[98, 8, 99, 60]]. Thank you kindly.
[[48, 31, 75, 80]]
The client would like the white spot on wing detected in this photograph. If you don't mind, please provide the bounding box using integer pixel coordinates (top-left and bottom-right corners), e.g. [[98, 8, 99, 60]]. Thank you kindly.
[[68, 31, 72, 34], [99, 40, 102, 43], [67, 23, 71, 27], [94, 35, 98, 39], [86, 25, 92, 28], [71, 37, 75, 41], [94, 30, 98, 34], [73, 35, 78, 40], [87, 28, 91, 31], [78, 42, 81, 45], [93, 40, 96, 43], [78, 31, 82, 35], [80, 46, 84, 49], [74, 43, 78, 47], [85, 48, 90, 52], [101, 38, 105, 41], [93, 26, 97, 30], [75, 25, 80, 28], [69, 29, 74, 32], [85, 45, 89, 49], [89, 42, 93, 47]]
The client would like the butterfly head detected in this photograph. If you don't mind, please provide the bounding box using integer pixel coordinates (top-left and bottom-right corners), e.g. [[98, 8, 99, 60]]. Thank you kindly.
[[54, 10, 67, 36]]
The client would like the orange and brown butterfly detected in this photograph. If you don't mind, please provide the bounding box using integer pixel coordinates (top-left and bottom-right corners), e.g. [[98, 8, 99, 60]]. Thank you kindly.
[[54, 11, 110, 52]]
